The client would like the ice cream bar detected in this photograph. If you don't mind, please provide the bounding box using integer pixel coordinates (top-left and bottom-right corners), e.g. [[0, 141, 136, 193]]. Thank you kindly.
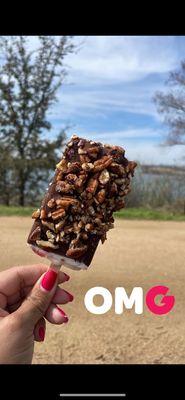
[[27, 135, 137, 270]]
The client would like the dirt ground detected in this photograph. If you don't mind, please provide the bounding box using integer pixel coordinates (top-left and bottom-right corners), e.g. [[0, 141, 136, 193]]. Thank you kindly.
[[0, 216, 185, 364]]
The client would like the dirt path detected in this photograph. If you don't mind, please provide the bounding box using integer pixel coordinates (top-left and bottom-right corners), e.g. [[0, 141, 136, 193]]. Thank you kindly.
[[0, 217, 185, 364]]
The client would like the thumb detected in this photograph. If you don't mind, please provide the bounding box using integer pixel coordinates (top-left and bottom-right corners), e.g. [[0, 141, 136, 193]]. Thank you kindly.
[[15, 267, 58, 328]]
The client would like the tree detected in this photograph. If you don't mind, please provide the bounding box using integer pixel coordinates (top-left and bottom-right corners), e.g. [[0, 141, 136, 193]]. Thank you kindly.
[[0, 36, 75, 206], [154, 60, 185, 146]]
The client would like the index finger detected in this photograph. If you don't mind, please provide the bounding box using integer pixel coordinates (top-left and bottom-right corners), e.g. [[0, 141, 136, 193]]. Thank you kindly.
[[0, 264, 69, 298]]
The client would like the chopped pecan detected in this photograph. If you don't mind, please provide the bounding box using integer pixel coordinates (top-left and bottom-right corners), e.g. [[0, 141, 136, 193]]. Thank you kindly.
[[96, 189, 106, 204], [99, 169, 110, 185], [66, 174, 78, 184], [85, 223, 94, 231], [51, 208, 66, 220], [32, 209, 40, 219], [40, 209, 47, 219], [66, 245, 87, 259], [115, 178, 126, 185], [46, 230, 56, 243], [78, 139, 86, 147], [55, 219, 66, 232], [41, 220, 55, 231], [86, 177, 98, 194], [47, 198, 56, 208], [87, 146, 100, 159], [88, 206, 95, 216], [109, 182, 118, 196], [94, 217, 102, 225], [81, 232, 88, 241], [56, 197, 79, 210], [74, 173, 87, 189], [64, 225, 74, 233], [78, 148, 87, 155], [29, 226, 41, 241], [93, 155, 113, 172], [108, 163, 125, 176], [36, 240, 59, 249], [79, 154, 90, 164], [82, 162, 94, 171], [55, 180, 74, 193], [67, 162, 81, 174], [56, 159, 67, 172]]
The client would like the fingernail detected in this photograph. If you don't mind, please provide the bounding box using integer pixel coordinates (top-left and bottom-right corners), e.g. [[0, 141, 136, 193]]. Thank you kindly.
[[63, 272, 70, 281], [41, 269, 57, 291], [64, 290, 74, 302], [39, 326, 45, 341], [56, 306, 69, 323]]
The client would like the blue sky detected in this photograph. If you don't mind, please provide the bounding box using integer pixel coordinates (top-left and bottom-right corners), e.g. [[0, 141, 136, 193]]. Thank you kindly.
[[36, 36, 185, 165]]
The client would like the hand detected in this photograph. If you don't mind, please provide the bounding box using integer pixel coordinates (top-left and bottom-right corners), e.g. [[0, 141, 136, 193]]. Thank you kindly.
[[0, 264, 73, 364]]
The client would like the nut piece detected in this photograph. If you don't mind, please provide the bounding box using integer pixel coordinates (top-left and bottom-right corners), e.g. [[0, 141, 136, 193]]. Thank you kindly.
[[96, 189, 106, 204], [56, 197, 79, 210], [86, 177, 98, 194], [99, 169, 110, 185], [85, 223, 94, 231], [66, 245, 87, 259], [67, 162, 81, 174], [55, 181, 74, 193], [78, 148, 87, 155], [41, 220, 55, 231], [82, 162, 94, 171], [36, 240, 59, 249], [87, 146, 100, 159], [55, 219, 66, 232], [93, 155, 113, 172], [66, 174, 77, 184], [109, 163, 125, 176], [46, 230, 56, 243], [51, 208, 66, 220], [47, 198, 56, 208], [56, 159, 67, 172], [109, 182, 118, 196], [32, 209, 40, 219], [40, 209, 47, 219]]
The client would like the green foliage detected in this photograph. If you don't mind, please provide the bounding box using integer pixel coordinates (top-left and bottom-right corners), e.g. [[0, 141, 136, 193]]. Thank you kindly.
[[115, 208, 185, 221], [0, 36, 75, 206]]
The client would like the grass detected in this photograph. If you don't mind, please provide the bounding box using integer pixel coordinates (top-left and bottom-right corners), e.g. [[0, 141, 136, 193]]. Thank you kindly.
[[114, 207, 185, 221], [0, 205, 185, 221], [0, 205, 35, 216]]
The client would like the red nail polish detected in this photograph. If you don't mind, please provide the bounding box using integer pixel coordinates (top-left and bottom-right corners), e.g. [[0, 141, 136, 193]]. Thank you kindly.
[[63, 272, 70, 281], [39, 326, 45, 341], [56, 306, 69, 323], [64, 290, 74, 302], [41, 270, 57, 291]]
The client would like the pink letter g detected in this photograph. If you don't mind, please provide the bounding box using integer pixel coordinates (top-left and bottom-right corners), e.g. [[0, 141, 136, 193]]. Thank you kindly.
[[146, 285, 175, 315]]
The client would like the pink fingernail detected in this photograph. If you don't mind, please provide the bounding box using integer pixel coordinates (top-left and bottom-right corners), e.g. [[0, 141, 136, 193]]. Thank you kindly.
[[64, 290, 74, 302], [39, 326, 45, 341], [41, 270, 57, 291], [56, 306, 69, 323], [63, 272, 70, 281]]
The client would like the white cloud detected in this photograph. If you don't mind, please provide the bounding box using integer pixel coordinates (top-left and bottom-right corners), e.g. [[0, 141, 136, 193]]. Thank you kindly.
[[65, 36, 179, 84]]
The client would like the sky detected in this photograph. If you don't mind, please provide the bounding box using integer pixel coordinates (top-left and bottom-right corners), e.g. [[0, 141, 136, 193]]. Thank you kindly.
[[39, 36, 185, 165]]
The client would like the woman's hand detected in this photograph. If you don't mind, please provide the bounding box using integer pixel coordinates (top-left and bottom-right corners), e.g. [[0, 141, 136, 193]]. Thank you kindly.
[[0, 264, 73, 364]]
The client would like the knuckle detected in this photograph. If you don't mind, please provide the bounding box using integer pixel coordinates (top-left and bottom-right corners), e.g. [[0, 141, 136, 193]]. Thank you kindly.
[[25, 290, 48, 317]]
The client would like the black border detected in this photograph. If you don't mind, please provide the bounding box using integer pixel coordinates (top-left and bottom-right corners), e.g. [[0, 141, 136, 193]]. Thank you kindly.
[[1, 364, 184, 399]]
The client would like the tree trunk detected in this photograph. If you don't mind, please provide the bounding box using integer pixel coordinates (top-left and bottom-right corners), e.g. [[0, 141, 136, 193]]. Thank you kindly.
[[19, 179, 25, 206]]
